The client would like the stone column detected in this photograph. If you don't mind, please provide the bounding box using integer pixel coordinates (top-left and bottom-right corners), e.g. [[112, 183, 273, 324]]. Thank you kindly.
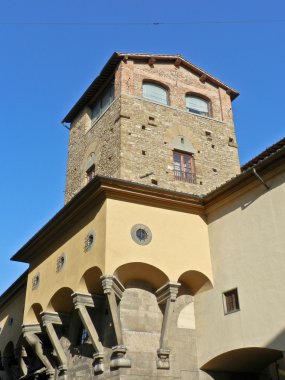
[[155, 282, 180, 369], [72, 292, 105, 374], [22, 324, 55, 379], [101, 275, 131, 369], [2, 357, 13, 380], [14, 345, 28, 377], [41, 312, 68, 380]]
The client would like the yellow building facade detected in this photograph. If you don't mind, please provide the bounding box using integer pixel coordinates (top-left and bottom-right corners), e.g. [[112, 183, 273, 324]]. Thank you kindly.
[[1, 53, 285, 380]]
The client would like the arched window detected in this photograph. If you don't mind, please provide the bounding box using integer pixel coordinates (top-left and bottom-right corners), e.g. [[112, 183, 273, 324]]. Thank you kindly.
[[186, 95, 210, 117], [143, 82, 168, 105]]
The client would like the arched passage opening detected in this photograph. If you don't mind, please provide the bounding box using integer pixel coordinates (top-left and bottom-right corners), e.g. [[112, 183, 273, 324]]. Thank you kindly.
[[3, 341, 17, 376], [78, 266, 103, 294], [114, 262, 169, 293], [25, 303, 43, 324], [47, 287, 74, 313], [202, 347, 283, 374], [178, 270, 212, 296]]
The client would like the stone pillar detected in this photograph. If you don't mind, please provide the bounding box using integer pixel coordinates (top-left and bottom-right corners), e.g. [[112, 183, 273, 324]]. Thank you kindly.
[[101, 275, 131, 369], [14, 345, 28, 377], [72, 292, 105, 374], [41, 312, 68, 380], [155, 282, 180, 369], [2, 357, 13, 380], [22, 324, 55, 379]]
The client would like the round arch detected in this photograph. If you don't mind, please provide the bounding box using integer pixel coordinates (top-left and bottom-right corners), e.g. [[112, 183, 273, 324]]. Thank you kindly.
[[178, 270, 212, 296], [114, 262, 169, 292], [47, 287, 74, 313], [25, 303, 43, 324], [3, 341, 16, 367], [201, 347, 283, 373], [78, 266, 103, 294]]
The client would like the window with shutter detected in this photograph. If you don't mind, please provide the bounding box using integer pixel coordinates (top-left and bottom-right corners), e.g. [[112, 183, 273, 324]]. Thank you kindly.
[[143, 82, 168, 105], [186, 95, 210, 117]]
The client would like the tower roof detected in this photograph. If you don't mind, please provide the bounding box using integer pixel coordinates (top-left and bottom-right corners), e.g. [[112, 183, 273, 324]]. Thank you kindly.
[[62, 52, 239, 124]]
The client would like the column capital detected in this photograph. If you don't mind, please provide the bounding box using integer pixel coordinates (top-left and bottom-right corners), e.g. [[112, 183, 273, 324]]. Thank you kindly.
[[41, 311, 62, 326], [72, 292, 104, 309], [22, 323, 42, 335], [100, 275, 125, 300], [155, 282, 180, 304]]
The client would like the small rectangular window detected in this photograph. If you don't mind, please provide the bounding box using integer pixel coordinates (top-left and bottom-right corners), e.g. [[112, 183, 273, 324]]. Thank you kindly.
[[86, 165, 95, 183], [173, 151, 196, 184], [223, 288, 240, 314]]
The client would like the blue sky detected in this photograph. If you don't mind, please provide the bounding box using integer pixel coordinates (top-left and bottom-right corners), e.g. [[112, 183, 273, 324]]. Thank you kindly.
[[0, 0, 285, 294]]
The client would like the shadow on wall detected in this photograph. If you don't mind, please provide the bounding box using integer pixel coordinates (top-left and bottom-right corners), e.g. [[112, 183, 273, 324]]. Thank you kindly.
[[201, 326, 285, 380], [207, 172, 285, 224], [114, 262, 169, 292], [78, 266, 103, 294]]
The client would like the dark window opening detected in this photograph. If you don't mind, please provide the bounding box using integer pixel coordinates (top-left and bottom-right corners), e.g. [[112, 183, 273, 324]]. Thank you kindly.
[[136, 228, 148, 242], [86, 165, 95, 183], [78, 325, 89, 345], [223, 288, 240, 314]]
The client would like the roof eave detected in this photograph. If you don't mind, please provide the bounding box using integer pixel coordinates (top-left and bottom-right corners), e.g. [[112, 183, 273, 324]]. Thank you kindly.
[[11, 176, 204, 264], [62, 52, 239, 124]]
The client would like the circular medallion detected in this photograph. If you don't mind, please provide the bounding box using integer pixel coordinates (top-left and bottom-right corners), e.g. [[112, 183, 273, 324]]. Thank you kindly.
[[84, 230, 96, 252], [131, 224, 152, 245]]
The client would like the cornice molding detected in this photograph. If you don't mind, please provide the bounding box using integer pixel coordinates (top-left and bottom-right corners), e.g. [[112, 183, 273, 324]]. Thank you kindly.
[[10, 144, 285, 265]]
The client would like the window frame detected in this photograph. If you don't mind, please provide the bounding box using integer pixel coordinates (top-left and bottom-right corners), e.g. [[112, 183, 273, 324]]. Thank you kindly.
[[90, 81, 115, 124], [185, 93, 211, 117], [223, 288, 240, 315], [173, 150, 196, 184], [142, 80, 169, 106], [86, 164, 95, 183]]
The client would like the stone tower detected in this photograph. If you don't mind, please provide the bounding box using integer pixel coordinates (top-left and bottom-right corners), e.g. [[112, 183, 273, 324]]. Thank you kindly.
[[63, 53, 240, 203]]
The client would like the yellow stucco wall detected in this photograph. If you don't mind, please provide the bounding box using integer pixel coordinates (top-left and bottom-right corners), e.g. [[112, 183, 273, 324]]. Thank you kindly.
[[195, 166, 285, 368], [23, 196, 213, 323], [24, 201, 107, 322], [105, 198, 212, 284], [0, 288, 26, 351]]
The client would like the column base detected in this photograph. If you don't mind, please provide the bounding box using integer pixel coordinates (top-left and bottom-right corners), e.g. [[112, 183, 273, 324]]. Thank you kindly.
[[58, 365, 67, 380], [46, 369, 55, 379], [93, 352, 104, 374], [110, 345, 131, 368], [157, 348, 170, 369]]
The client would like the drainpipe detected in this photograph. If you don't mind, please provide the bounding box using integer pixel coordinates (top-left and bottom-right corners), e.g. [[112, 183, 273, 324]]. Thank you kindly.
[[253, 168, 270, 190]]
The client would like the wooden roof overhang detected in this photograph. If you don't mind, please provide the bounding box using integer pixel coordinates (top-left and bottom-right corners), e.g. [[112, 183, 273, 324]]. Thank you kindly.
[[62, 52, 239, 124]]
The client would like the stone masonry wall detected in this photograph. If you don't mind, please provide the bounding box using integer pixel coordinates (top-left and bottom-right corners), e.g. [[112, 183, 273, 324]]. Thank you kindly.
[[64, 58, 240, 202], [120, 94, 240, 195], [119, 59, 233, 124], [118, 59, 240, 195], [65, 98, 122, 203]]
